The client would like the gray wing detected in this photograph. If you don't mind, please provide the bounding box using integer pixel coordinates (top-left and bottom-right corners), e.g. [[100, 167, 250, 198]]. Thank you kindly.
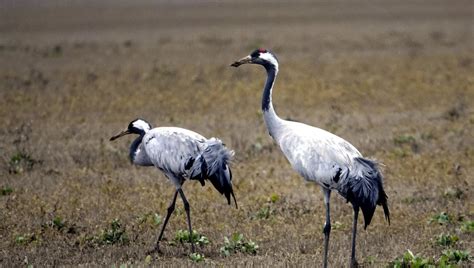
[[143, 128, 205, 177], [278, 122, 361, 186]]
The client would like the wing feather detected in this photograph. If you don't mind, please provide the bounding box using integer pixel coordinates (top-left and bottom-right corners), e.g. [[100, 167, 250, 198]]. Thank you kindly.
[[143, 128, 205, 176], [277, 122, 361, 184]]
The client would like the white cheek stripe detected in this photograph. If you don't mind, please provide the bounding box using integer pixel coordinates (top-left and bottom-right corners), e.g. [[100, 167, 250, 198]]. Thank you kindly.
[[260, 53, 279, 71], [133, 120, 151, 131]]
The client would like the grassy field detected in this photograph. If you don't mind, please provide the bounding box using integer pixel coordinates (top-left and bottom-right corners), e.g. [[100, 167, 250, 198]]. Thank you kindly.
[[1, 0, 473, 266]]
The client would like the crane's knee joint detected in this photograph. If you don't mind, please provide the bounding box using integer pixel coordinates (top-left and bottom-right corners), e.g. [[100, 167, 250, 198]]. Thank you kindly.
[[183, 201, 190, 211], [167, 204, 175, 214], [323, 222, 331, 235]]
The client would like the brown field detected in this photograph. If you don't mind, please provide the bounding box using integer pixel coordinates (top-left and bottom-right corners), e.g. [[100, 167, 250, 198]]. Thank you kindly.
[[0, 0, 473, 266]]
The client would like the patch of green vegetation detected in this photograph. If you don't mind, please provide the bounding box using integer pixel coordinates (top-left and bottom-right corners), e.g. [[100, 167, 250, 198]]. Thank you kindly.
[[332, 221, 345, 230], [1, 186, 13, 196], [364, 255, 376, 265], [434, 233, 459, 247], [438, 249, 471, 265], [51, 215, 66, 230], [254, 206, 273, 220], [428, 212, 452, 225], [389, 249, 435, 267], [253, 194, 281, 220], [393, 134, 416, 145], [220, 233, 259, 256], [391, 148, 410, 158], [43, 215, 78, 234], [459, 220, 474, 233], [8, 152, 38, 174], [391, 249, 472, 267], [152, 213, 162, 226], [144, 255, 152, 265], [97, 219, 128, 245], [137, 212, 162, 226], [189, 252, 205, 262], [15, 233, 37, 245], [268, 193, 280, 203], [174, 230, 209, 246]]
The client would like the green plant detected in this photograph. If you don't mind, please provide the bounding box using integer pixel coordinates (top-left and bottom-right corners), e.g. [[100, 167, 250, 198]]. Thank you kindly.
[[8, 152, 38, 174], [389, 249, 435, 267], [253, 193, 281, 220], [51, 215, 66, 230], [152, 213, 162, 226], [189, 252, 205, 262], [144, 255, 152, 265], [393, 134, 416, 145], [438, 249, 471, 265], [429, 212, 452, 225], [174, 230, 209, 246], [332, 221, 344, 230], [364, 255, 376, 265], [15, 233, 37, 245], [268, 193, 280, 203], [220, 233, 259, 256], [1, 186, 13, 196], [460, 220, 473, 233], [254, 206, 272, 220], [97, 219, 128, 245], [137, 212, 162, 226], [434, 233, 458, 247]]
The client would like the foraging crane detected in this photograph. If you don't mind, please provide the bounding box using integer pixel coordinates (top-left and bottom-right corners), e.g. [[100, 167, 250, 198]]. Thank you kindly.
[[231, 49, 389, 267], [110, 118, 237, 254]]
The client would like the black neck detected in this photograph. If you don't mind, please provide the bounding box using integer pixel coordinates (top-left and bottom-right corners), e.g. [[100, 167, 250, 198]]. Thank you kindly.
[[262, 65, 277, 111], [129, 135, 144, 162]]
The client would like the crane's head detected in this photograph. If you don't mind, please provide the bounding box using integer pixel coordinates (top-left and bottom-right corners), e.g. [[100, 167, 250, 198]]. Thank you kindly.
[[110, 119, 152, 141], [231, 48, 279, 70]]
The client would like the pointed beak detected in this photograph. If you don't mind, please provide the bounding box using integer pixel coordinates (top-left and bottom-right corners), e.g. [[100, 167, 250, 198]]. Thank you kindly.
[[230, 55, 252, 67], [110, 129, 131, 141]]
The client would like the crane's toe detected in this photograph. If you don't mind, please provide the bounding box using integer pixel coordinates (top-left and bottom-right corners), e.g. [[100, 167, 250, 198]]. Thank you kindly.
[[350, 259, 359, 268], [146, 245, 163, 255]]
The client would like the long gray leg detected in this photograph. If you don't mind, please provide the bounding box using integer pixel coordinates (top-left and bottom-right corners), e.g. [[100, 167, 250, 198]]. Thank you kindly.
[[351, 206, 360, 267], [178, 188, 195, 253], [322, 188, 331, 268], [150, 190, 179, 253]]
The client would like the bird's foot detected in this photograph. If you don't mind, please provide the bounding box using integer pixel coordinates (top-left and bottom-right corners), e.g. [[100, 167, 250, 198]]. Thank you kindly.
[[350, 259, 359, 268], [146, 244, 163, 255]]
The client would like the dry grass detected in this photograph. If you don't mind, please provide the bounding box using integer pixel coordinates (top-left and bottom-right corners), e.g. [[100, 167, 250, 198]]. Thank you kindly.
[[1, 0, 473, 266]]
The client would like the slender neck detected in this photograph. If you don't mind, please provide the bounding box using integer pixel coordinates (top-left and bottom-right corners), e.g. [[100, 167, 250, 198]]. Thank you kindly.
[[129, 135, 144, 163], [261, 65, 283, 138]]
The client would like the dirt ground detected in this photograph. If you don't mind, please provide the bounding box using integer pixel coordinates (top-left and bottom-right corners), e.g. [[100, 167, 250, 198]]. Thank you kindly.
[[0, 0, 473, 266]]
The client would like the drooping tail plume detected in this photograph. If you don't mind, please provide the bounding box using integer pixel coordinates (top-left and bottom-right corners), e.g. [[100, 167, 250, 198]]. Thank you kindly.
[[344, 157, 389, 229], [188, 138, 237, 208]]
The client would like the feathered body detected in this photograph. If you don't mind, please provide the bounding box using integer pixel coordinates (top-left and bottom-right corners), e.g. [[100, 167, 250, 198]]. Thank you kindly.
[[272, 120, 388, 227], [110, 119, 236, 254], [231, 49, 389, 267], [129, 126, 236, 205]]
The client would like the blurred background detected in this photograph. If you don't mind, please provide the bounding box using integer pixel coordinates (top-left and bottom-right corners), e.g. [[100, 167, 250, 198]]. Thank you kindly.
[[1, 0, 473, 266]]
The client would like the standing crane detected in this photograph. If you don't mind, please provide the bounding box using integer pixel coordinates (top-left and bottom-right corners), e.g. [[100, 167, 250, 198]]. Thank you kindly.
[[110, 118, 237, 254], [231, 49, 389, 267]]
